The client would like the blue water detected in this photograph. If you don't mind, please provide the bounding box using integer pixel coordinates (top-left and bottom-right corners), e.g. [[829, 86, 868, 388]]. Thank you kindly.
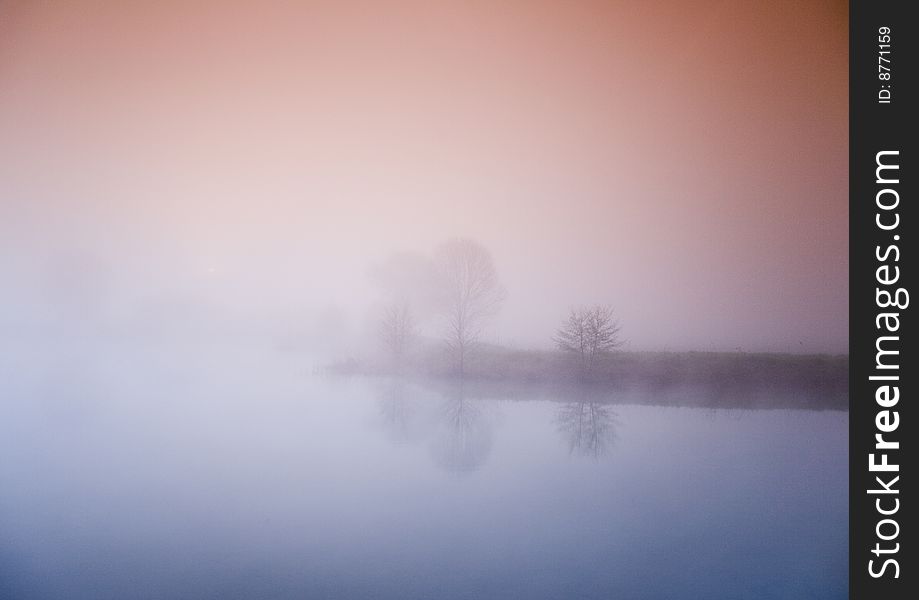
[[0, 345, 848, 599]]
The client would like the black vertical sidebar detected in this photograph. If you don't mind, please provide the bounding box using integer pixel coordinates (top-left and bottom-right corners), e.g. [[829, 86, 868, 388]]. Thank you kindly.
[[850, 1, 914, 598]]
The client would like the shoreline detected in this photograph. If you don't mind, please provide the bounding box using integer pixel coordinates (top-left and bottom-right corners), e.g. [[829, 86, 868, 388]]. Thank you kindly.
[[324, 348, 849, 411]]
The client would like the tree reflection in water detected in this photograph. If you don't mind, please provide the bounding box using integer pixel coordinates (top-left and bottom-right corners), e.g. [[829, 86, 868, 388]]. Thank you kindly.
[[376, 379, 622, 468], [555, 399, 619, 458], [431, 384, 492, 475], [376, 378, 421, 445]]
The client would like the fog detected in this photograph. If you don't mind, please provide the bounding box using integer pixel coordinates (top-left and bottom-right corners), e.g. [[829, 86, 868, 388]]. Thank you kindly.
[[0, 340, 848, 598], [1, 0, 847, 355], [0, 4, 851, 598]]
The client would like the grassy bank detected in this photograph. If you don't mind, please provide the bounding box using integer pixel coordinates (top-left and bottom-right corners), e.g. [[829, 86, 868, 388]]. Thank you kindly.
[[325, 345, 848, 410]]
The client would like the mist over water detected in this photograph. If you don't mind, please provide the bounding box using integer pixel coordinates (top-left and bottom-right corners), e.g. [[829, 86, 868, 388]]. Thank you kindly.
[[1, 0, 847, 354], [1, 343, 846, 600], [1, 1, 848, 598]]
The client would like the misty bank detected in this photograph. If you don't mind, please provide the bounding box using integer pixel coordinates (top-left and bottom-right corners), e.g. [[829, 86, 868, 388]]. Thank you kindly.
[[325, 347, 848, 411]]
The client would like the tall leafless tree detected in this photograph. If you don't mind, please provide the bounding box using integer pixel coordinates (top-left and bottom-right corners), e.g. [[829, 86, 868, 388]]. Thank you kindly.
[[378, 301, 416, 370], [434, 239, 505, 376], [554, 305, 623, 375]]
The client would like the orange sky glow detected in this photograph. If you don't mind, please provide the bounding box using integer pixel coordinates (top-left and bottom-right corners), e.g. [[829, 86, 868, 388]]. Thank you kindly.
[[1, 0, 848, 352]]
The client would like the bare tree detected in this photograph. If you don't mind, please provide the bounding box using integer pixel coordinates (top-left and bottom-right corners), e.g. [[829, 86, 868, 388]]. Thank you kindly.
[[378, 301, 416, 370], [554, 305, 623, 375], [434, 239, 505, 376]]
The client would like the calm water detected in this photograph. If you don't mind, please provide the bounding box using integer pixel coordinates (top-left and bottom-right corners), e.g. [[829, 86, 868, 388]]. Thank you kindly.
[[0, 344, 848, 599]]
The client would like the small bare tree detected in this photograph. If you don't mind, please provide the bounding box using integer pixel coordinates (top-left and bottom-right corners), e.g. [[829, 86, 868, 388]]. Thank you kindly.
[[434, 239, 505, 376], [554, 305, 623, 375], [378, 301, 416, 370]]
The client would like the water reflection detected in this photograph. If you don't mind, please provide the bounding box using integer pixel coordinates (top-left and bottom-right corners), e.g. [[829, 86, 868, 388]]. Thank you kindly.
[[376, 378, 417, 444], [431, 383, 493, 474], [0, 360, 849, 600], [374, 379, 623, 468], [373, 379, 494, 473], [372, 377, 808, 467], [555, 399, 619, 458]]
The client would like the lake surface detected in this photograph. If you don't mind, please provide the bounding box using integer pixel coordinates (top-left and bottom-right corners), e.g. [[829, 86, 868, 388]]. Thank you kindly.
[[0, 344, 848, 599]]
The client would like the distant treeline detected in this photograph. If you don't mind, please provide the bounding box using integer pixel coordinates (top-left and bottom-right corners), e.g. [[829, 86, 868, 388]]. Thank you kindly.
[[326, 346, 848, 411]]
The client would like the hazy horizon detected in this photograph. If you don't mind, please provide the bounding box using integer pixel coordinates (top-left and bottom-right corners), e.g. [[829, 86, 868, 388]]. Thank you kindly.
[[1, 0, 848, 354], [0, 4, 852, 599]]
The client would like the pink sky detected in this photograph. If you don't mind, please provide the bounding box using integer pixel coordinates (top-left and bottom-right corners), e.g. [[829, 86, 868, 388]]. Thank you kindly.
[[1, 0, 848, 352]]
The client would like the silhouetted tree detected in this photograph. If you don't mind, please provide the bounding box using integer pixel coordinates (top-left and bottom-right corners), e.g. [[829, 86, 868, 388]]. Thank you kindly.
[[378, 301, 416, 370], [434, 239, 505, 376], [555, 305, 622, 375]]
